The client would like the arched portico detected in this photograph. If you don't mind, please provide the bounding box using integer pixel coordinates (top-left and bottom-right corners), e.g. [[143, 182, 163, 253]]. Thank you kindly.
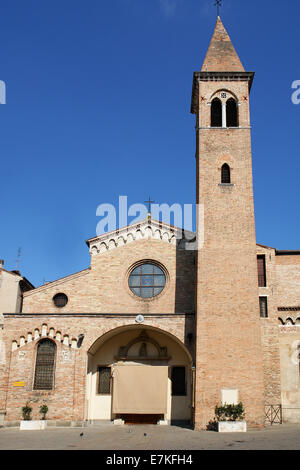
[[86, 324, 193, 425]]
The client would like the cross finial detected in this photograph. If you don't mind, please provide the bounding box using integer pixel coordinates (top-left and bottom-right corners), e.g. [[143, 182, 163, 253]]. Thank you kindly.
[[214, 0, 222, 16], [144, 196, 155, 214]]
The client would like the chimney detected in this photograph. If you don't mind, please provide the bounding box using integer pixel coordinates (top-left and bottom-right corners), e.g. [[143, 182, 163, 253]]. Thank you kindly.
[[0, 260, 4, 269]]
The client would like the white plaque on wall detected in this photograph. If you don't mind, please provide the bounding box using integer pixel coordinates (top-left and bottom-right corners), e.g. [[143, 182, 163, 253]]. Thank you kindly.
[[221, 389, 239, 405], [18, 351, 26, 361], [62, 350, 71, 362]]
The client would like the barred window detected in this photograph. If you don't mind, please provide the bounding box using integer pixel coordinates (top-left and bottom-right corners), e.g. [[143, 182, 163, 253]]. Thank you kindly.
[[171, 366, 186, 396], [97, 366, 111, 395], [260, 297, 268, 318], [33, 339, 56, 390], [257, 255, 266, 287]]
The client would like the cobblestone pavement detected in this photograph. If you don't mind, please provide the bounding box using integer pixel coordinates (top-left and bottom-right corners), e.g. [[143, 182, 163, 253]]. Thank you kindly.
[[0, 423, 300, 450]]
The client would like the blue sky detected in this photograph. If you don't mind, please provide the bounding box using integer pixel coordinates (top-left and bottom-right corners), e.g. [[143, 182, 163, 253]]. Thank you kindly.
[[0, 0, 299, 286]]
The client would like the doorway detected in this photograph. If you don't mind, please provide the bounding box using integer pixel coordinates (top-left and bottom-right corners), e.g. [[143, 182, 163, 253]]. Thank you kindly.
[[86, 325, 192, 424], [120, 414, 163, 425]]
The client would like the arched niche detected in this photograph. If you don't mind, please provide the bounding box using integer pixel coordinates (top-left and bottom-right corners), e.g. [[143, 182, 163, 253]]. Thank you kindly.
[[86, 324, 193, 424]]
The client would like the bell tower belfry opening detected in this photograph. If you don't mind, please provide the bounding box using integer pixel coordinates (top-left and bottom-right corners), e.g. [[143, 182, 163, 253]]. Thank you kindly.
[[191, 17, 265, 429]]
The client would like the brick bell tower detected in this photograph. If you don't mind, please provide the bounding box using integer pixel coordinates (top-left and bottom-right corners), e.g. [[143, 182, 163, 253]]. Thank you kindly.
[[191, 17, 265, 429]]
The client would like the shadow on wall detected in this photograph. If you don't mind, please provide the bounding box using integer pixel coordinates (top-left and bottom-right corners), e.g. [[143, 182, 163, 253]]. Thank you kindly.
[[174, 239, 196, 367], [169, 355, 194, 427]]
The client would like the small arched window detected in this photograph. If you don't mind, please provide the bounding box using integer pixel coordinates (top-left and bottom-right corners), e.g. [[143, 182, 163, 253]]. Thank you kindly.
[[221, 164, 231, 184], [226, 98, 238, 127], [211, 98, 222, 127], [34, 339, 56, 390]]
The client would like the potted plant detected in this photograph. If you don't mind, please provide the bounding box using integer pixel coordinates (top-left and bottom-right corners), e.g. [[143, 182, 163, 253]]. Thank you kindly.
[[20, 402, 48, 430], [39, 403, 48, 420], [215, 402, 247, 433], [21, 402, 32, 421]]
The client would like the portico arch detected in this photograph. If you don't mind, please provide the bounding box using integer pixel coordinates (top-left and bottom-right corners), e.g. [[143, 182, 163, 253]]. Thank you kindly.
[[86, 324, 193, 425]]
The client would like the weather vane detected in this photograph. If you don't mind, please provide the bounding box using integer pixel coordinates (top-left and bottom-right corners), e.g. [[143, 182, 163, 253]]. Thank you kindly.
[[215, 0, 222, 16]]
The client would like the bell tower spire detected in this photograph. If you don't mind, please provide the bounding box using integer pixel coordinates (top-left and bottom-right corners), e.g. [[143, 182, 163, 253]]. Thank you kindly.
[[192, 18, 265, 430], [202, 16, 245, 72]]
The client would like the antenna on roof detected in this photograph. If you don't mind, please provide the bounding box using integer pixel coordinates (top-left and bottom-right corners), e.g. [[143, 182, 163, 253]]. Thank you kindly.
[[16, 247, 21, 271], [214, 0, 222, 17]]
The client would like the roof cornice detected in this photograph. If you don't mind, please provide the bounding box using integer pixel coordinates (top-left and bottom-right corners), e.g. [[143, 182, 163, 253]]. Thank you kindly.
[[86, 218, 196, 257]]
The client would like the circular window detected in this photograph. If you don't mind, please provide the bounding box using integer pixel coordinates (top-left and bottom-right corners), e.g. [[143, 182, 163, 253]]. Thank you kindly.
[[129, 263, 166, 299], [53, 293, 68, 308]]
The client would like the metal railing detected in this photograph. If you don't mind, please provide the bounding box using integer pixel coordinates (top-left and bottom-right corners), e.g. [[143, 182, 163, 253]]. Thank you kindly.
[[265, 405, 282, 425]]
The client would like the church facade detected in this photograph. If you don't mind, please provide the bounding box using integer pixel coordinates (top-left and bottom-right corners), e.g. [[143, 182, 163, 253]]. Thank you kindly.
[[1, 17, 300, 430]]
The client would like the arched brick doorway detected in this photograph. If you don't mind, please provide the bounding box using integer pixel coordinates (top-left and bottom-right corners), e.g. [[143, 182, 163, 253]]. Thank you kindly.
[[86, 325, 193, 425]]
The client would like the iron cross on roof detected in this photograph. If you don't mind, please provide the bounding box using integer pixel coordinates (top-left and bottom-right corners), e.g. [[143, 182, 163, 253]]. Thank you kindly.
[[215, 0, 222, 16], [144, 196, 155, 213]]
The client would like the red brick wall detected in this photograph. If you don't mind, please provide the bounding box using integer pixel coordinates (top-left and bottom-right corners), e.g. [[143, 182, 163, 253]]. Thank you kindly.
[[194, 79, 265, 429], [2, 315, 195, 422], [257, 246, 282, 406], [22, 240, 195, 315]]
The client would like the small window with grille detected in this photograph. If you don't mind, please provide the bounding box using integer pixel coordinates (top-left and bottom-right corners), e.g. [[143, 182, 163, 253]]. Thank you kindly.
[[97, 366, 111, 395], [259, 297, 268, 318], [33, 339, 56, 390], [257, 255, 267, 287], [171, 366, 186, 396]]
